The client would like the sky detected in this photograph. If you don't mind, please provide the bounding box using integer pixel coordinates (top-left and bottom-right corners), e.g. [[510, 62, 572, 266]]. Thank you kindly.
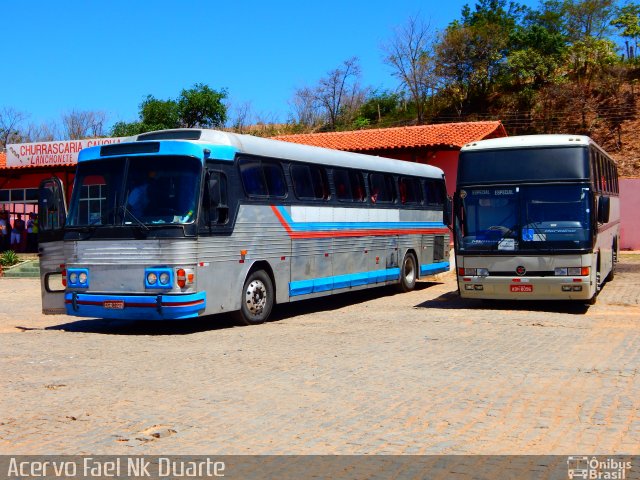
[[1, 0, 537, 133]]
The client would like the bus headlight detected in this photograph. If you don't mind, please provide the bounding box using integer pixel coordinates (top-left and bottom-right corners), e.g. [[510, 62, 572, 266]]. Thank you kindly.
[[458, 268, 489, 276], [145, 267, 173, 289], [67, 268, 89, 288], [555, 267, 589, 276]]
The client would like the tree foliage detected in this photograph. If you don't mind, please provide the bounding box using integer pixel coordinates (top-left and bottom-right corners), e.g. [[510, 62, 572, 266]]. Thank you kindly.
[[111, 83, 227, 136]]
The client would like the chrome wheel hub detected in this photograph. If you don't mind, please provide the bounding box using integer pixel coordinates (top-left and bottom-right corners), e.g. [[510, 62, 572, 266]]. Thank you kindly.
[[245, 280, 267, 315]]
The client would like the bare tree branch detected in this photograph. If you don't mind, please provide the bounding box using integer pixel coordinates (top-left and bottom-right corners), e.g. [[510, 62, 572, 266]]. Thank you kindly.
[[383, 16, 437, 124], [0, 107, 29, 148]]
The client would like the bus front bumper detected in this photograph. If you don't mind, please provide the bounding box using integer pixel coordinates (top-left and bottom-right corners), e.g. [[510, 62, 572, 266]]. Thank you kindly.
[[457, 276, 595, 301], [64, 291, 207, 320]]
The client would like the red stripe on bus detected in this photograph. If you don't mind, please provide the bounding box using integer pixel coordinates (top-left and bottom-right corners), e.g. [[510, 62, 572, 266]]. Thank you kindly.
[[289, 228, 449, 239], [65, 300, 205, 308]]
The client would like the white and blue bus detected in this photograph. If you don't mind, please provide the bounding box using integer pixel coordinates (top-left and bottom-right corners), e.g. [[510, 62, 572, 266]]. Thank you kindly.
[[39, 129, 450, 324], [453, 135, 620, 304]]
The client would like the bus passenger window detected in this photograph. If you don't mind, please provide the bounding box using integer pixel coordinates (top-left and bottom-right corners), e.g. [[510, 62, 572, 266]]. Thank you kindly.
[[263, 162, 286, 197], [424, 180, 445, 207], [291, 164, 329, 200], [369, 173, 396, 203], [334, 169, 352, 201], [239, 158, 287, 198], [240, 160, 267, 196], [399, 177, 422, 204]]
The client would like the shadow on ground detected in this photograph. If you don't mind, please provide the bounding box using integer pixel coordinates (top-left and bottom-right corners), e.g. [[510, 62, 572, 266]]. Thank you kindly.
[[415, 289, 590, 315], [37, 281, 445, 336]]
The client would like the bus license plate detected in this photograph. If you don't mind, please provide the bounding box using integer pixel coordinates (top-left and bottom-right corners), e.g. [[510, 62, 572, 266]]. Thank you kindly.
[[510, 285, 533, 293], [103, 300, 125, 310]]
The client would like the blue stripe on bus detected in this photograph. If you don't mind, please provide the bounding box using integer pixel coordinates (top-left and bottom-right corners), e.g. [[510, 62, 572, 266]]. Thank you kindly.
[[289, 268, 401, 296], [64, 291, 206, 320], [78, 142, 238, 162], [420, 262, 450, 276], [275, 206, 445, 231]]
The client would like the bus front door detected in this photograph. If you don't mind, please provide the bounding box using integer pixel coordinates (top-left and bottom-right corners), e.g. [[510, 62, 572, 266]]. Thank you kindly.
[[38, 177, 67, 315]]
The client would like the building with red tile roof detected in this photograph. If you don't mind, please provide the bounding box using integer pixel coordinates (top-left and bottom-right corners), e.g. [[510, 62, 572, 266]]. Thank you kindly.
[[275, 121, 506, 152], [275, 121, 507, 194]]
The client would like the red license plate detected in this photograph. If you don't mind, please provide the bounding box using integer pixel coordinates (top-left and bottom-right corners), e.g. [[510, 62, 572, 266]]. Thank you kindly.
[[103, 300, 125, 310], [510, 284, 533, 293]]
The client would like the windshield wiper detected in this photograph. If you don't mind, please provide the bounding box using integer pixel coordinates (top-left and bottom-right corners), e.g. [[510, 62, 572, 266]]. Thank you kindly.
[[120, 205, 149, 231]]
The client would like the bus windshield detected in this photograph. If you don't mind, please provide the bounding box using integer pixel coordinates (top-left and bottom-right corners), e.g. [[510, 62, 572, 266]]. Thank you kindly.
[[456, 185, 592, 252], [67, 156, 202, 227]]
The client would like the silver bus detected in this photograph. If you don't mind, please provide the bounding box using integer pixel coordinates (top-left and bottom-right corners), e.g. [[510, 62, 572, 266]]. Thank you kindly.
[[453, 135, 620, 304], [39, 129, 450, 324]]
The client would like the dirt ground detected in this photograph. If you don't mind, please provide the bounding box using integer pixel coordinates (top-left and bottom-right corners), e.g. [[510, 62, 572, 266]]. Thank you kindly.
[[0, 255, 638, 454]]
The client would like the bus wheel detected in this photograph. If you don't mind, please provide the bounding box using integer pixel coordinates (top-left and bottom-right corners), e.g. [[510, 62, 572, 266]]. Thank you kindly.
[[588, 258, 601, 305], [236, 270, 274, 325], [397, 253, 417, 293], [606, 245, 616, 282]]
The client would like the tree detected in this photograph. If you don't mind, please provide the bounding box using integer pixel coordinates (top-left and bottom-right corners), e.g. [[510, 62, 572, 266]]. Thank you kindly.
[[229, 101, 254, 133], [0, 107, 28, 148], [289, 58, 367, 130], [316, 57, 366, 129], [563, 0, 616, 42], [355, 90, 404, 125], [611, 3, 640, 60], [383, 16, 437, 124], [178, 83, 227, 128], [139, 95, 180, 130], [110, 83, 228, 136], [435, 0, 525, 114], [289, 86, 323, 128], [62, 110, 107, 139]]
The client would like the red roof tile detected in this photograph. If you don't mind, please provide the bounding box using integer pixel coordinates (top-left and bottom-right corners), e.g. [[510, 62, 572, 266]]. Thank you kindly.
[[0, 152, 5, 169], [274, 121, 507, 151]]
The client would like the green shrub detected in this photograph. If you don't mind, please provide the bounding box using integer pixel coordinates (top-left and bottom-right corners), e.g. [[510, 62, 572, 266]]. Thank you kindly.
[[0, 250, 20, 267]]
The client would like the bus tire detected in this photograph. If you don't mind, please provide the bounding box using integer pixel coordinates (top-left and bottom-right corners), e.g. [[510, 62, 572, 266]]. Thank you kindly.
[[588, 256, 601, 305], [397, 253, 417, 293], [606, 244, 616, 282], [236, 270, 274, 325]]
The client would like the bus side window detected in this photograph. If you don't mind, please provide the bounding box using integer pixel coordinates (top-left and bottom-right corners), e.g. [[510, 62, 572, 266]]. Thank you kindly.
[[239, 159, 268, 196], [291, 164, 329, 200], [207, 171, 228, 225], [349, 171, 366, 202], [334, 169, 353, 201], [399, 177, 422, 205], [369, 172, 395, 203], [263, 161, 287, 197]]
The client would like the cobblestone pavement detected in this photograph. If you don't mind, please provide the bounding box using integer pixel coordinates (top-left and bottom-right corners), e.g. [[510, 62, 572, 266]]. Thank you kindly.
[[1, 256, 639, 455]]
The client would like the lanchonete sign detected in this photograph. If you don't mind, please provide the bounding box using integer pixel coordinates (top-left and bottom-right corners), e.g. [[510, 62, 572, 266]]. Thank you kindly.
[[6, 137, 126, 168]]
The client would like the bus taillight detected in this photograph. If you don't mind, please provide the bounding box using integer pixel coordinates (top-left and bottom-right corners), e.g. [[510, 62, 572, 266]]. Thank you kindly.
[[177, 269, 186, 288]]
